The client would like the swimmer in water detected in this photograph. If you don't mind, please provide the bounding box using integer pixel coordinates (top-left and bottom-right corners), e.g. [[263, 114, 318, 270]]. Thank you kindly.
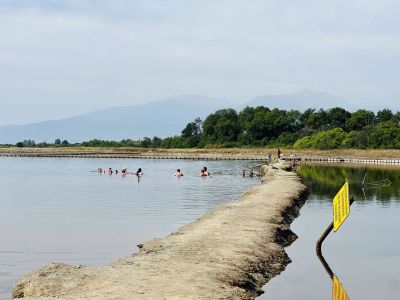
[[200, 167, 209, 177], [135, 168, 143, 176], [174, 169, 183, 177]]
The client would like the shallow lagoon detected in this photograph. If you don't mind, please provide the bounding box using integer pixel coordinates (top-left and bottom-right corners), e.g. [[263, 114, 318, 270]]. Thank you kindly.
[[0, 157, 261, 299], [260, 165, 400, 299], [2, 159, 399, 299]]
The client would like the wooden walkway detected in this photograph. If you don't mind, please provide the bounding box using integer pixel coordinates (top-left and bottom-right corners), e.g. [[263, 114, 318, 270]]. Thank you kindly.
[[3, 152, 400, 165], [283, 156, 400, 165], [0, 152, 267, 161]]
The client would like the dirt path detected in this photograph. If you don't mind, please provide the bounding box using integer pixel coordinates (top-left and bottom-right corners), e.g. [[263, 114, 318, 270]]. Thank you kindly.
[[13, 164, 307, 300]]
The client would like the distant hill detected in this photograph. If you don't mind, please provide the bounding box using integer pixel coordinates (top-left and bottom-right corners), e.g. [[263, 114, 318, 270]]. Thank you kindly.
[[244, 89, 351, 111], [3, 90, 390, 144], [0, 95, 229, 144]]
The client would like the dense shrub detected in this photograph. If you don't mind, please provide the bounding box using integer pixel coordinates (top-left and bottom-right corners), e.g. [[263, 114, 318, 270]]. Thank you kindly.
[[294, 128, 347, 149]]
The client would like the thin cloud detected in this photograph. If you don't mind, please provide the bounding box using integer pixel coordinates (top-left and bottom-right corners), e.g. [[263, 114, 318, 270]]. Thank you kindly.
[[0, 0, 399, 125]]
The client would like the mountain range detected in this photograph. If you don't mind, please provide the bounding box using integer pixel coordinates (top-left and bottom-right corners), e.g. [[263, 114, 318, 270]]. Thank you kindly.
[[0, 90, 370, 144], [244, 89, 351, 111]]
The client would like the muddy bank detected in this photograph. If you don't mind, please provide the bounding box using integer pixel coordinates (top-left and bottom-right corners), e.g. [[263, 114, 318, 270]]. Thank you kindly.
[[13, 164, 307, 299]]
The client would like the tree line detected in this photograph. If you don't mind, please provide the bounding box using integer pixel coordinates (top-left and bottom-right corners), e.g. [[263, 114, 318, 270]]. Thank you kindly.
[[8, 106, 400, 150], [12, 138, 70, 148]]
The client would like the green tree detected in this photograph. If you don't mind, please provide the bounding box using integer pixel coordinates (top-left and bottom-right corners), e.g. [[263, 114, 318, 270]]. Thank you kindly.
[[238, 106, 270, 131], [22, 140, 36, 147], [202, 109, 241, 144], [368, 120, 400, 148], [151, 136, 162, 148], [346, 109, 375, 131], [342, 131, 369, 149], [140, 137, 152, 148], [181, 118, 202, 147], [37, 142, 49, 147], [120, 139, 140, 147], [299, 108, 315, 128], [305, 109, 329, 130], [246, 108, 270, 140], [326, 107, 351, 130], [54, 139, 61, 145], [247, 108, 299, 142], [276, 132, 299, 146], [285, 110, 302, 132], [376, 108, 394, 123], [161, 136, 185, 148]]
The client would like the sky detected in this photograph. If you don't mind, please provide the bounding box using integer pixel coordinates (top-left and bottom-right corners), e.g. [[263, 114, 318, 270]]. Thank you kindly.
[[1, 0, 399, 125]]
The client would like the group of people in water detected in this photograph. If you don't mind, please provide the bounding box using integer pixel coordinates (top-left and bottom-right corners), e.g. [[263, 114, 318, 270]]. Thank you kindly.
[[97, 166, 209, 178], [173, 167, 209, 177], [97, 167, 144, 176]]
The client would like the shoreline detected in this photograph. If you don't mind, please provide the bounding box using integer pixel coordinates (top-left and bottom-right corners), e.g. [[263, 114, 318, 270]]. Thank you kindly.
[[13, 164, 308, 299], [2, 147, 400, 165]]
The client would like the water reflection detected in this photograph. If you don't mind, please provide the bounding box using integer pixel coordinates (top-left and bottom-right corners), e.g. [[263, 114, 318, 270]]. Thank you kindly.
[[260, 164, 400, 299], [332, 274, 350, 300], [317, 248, 350, 299], [306, 164, 395, 300], [296, 164, 400, 205]]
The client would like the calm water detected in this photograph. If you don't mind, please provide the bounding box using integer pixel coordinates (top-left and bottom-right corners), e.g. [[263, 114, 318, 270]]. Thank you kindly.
[[0, 157, 261, 299], [260, 165, 400, 299]]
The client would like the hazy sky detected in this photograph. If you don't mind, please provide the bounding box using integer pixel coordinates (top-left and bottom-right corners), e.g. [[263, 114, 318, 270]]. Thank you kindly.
[[1, 0, 399, 125]]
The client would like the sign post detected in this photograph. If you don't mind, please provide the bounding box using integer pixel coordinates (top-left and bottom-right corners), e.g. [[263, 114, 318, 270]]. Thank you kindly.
[[316, 180, 354, 252], [333, 181, 350, 232], [316, 176, 391, 299], [316, 180, 354, 299]]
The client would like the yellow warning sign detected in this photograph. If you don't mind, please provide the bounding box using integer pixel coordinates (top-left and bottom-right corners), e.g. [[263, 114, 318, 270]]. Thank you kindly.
[[332, 275, 349, 300], [333, 181, 350, 232]]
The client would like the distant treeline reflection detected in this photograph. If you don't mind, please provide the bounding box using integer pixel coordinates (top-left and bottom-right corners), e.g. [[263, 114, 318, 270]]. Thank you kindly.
[[4, 106, 400, 149], [297, 165, 400, 203]]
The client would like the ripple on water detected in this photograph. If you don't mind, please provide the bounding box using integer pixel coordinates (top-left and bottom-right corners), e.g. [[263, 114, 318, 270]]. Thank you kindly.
[[259, 165, 400, 300]]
